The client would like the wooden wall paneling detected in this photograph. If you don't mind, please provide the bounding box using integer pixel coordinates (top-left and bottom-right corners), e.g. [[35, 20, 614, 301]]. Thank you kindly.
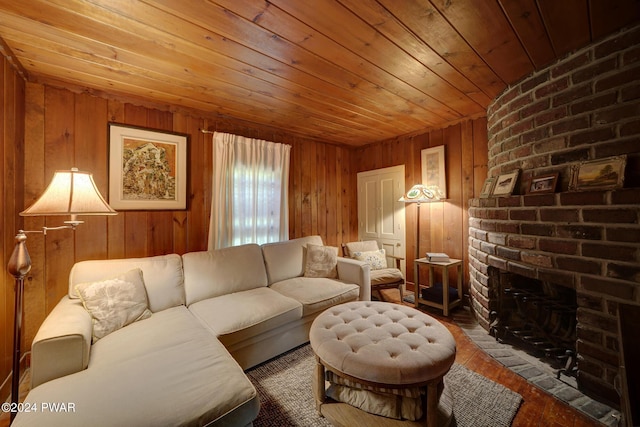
[[22, 82, 44, 368], [122, 104, 150, 258], [106, 99, 126, 259], [74, 93, 109, 262], [309, 142, 319, 237], [325, 144, 338, 246], [43, 87, 76, 317], [338, 145, 354, 245], [0, 55, 7, 400], [170, 112, 188, 254], [442, 124, 463, 287], [299, 141, 313, 237], [146, 109, 174, 256]]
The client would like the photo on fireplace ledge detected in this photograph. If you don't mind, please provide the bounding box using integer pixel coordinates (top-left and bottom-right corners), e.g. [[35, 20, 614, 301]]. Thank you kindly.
[[526, 172, 559, 194], [491, 170, 520, 197], [569, 155, 626, 191]]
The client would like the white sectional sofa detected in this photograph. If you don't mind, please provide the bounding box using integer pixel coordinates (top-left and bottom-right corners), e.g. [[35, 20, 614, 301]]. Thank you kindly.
[[12, 236, 370, 427]]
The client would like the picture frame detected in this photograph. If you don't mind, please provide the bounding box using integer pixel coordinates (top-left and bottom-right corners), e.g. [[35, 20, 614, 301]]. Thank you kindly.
[[421, 145, 447, 198], [526, 173, 559, 194], [491, 170, 520, 197], [108, 123, 188, 210], [569, 155, 626, 191], [480, 177, 496, 198]]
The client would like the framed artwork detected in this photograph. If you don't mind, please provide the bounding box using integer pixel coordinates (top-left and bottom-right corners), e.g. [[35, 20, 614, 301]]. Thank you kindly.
[[421, 145, 447, 198], [526, 173, 559, 194], [108, 123, 188, 210], [480, 177, 496, 198], [492, 170, 520, 197], [569, 155, 626, 191]]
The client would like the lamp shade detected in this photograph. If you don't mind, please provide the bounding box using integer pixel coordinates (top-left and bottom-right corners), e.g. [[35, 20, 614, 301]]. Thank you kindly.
[[398, 184, 443, 203], [21, 168, 117, 216]]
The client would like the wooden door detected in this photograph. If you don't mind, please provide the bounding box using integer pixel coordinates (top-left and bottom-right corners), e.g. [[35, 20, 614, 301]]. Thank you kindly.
[[357, 165, 405, 272]]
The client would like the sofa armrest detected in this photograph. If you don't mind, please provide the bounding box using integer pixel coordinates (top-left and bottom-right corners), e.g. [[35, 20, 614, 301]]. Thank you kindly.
[[336, 257, 371, 301], [30, 296, 92, 389]]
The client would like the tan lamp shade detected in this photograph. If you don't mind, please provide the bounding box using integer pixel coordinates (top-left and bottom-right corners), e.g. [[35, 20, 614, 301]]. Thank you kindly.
[[21, 168, 117, 217]]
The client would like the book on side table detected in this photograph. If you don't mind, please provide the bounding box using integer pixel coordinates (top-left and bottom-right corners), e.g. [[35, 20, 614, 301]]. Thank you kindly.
[[425, 252, 450, 262]]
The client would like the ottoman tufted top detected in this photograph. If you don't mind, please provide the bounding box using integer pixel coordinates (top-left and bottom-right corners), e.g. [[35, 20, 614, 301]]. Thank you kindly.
[[310, 301, 456, 386]]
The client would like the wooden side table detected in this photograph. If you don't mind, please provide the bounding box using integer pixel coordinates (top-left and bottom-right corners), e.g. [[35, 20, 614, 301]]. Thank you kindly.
[[414, 258, 463, 316]]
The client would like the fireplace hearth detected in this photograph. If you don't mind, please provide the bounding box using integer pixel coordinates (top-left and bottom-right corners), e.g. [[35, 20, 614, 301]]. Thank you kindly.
[[488, 268, 578, 379]]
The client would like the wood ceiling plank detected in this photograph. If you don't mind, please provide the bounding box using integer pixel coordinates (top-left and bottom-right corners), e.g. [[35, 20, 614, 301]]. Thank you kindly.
[[149, 0, 456, 124], [261, 0, 472, 119], [588, 0, 640, 40], [339, 0, 493, 108], [537, 0, 590, 55], [498, 0, 556, 69], [120, 0, 445, 129], [0, 0, 430, 142], [430, 0, 534, 84], [378, 0, 507, 99]]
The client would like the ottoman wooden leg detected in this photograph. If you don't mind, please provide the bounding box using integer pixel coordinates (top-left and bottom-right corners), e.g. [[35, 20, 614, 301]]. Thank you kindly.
[[426, 380, 439, 427], [313, 356, 326, 414]]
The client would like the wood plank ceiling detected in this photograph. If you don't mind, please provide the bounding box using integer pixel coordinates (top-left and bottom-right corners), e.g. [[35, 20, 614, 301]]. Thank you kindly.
[[1, 0, 639, 146]]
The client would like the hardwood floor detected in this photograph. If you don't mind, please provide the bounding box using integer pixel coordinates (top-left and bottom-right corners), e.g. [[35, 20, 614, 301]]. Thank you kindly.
[[1, 292, 603, 427]]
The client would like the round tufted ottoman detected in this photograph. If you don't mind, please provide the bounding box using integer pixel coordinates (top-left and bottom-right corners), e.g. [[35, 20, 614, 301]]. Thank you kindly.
[[310, 301, 456, 427]]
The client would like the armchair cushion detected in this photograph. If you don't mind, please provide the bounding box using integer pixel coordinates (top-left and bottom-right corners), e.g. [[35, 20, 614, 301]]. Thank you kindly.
[[371, 268, 405, 286], [351, 249, 387, 271]]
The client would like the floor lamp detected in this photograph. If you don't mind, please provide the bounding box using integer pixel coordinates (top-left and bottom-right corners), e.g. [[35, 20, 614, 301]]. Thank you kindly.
[[398, 184, 442, 261], [7, 168, 117, 422]]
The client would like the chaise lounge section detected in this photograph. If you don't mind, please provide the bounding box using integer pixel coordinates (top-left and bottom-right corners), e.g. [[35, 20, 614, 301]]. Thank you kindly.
[[13, 236, 370, 426]]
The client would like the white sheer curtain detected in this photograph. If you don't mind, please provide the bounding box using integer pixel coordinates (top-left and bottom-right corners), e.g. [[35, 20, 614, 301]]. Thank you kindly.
[[208, 132, 291, 250]]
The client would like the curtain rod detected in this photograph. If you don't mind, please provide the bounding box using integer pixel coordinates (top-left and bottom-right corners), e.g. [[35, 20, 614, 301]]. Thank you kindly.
[[199, 129, 214, 134]]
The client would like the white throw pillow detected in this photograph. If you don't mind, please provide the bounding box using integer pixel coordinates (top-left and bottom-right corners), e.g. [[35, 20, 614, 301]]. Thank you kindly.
[[352, 249, 387, 270], [75, 268, 152, 342], [304, 244, 339, 278]]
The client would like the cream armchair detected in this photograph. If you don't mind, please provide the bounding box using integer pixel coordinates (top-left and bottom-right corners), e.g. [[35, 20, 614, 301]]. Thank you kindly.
[[342, 240, 404, 302]]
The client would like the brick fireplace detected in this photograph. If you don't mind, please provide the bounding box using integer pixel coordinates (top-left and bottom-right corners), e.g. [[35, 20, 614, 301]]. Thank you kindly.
[[468, 23, 640, 408]]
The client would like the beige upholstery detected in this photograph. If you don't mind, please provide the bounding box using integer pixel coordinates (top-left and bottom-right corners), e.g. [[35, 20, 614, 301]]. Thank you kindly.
[[310, 301, 456, 424], [343, 240, 404, 302], [310, 301, 456, 385]]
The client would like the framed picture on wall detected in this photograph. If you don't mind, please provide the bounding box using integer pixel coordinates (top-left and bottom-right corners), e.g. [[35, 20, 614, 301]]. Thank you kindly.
[[108, 123, 188, 210], [492, 170, 520, 197], [480, 177, 496, 198], [526, 173, 559, 194], [569, 155, 626, 191], [421, 145, 447, 199]]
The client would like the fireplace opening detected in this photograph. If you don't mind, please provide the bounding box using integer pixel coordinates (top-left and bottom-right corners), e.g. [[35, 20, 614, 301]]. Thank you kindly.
[[488, 267, 578, 379]]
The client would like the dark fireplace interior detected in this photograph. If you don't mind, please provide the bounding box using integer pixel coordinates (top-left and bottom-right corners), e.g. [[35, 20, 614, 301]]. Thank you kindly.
[[488, 268, 578, 379]]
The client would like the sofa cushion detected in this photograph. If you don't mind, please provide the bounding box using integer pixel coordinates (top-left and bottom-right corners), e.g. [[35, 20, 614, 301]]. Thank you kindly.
[[74, 268, 152, 342], [188, 287, 302, 344], [270, 277, 360, 316], [304, 244, 339, 278], [69, 254, 184, 313], [16, 306, 259, 427], [262, 235, 324, 284], [182, 244, 269, 306]]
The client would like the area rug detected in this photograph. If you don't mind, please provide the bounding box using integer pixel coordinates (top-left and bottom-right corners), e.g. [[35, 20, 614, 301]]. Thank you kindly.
[[246, 344, 522, 427]]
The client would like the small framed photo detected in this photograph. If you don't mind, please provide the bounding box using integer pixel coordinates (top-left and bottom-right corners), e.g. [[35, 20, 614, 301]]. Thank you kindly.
[[569, 155, 626, 191], [421, 145, 447, 199], [480, 177, 496, 198], [526, 173, 559, 194], [108, 123, 188, 210], [492, 170, 520, 197]]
